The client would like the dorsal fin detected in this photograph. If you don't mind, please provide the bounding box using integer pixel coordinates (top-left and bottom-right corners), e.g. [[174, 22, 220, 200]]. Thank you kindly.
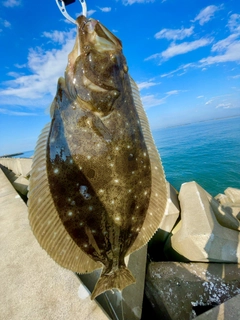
[[28, 123, 102, 273], [127, 76, 167, 254]]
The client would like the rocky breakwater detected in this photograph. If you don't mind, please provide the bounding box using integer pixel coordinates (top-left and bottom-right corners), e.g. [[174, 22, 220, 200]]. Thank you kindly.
[[146, 181, 240, 319], [0, 157, 32, 197]]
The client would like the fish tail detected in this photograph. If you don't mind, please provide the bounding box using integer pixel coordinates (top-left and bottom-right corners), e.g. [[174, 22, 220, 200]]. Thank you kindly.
[[91, 266, 136, 300]]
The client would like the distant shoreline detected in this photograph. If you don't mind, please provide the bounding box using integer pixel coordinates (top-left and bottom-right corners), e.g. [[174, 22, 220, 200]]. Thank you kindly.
[[0, 152, 24, 158]]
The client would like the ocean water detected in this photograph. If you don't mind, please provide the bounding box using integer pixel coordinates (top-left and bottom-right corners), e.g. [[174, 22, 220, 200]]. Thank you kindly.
[[16, 116, 240, 197], [153, 116, 240, 196]]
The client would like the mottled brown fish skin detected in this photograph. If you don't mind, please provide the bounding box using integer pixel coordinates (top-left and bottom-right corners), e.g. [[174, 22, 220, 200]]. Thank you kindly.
[[47, 16, 152, 298]]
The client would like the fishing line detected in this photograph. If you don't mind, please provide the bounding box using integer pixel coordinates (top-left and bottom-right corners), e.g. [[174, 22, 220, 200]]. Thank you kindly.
[[55, 0, 87, 24]]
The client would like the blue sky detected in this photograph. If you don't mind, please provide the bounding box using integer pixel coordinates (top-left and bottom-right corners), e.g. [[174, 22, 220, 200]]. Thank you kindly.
[[0, 0, 239, 155]]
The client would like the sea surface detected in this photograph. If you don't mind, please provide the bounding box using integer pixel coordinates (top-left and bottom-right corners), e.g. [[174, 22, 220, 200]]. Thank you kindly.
[[153, 116, 240, 196], [16, 116, 240, 196]]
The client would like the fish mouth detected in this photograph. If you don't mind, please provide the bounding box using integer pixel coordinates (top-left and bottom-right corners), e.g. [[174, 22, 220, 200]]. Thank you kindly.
[[77, 16, 122, 53]]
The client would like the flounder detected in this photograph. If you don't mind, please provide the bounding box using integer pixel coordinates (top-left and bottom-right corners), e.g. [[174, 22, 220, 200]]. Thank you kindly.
[[28, 15, 167, 299]]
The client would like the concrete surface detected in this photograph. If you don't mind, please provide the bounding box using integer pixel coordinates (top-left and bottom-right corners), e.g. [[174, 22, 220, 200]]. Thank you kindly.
[[12, 175, 29, 196], [0, 158, 32, 177], [165, 181, 240, 262], [0, 168, 108, 320], [224, 187, 240, 203], [195, 294, 240, 320], [145, 262, 240, 320]]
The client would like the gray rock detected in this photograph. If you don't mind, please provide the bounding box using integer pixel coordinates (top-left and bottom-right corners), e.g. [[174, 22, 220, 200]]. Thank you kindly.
[[195, 293, 240, 319], [165, 181, 240, 262], [145, 262, 240, 320]]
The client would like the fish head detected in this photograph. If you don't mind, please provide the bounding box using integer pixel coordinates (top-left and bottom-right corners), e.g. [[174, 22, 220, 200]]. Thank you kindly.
[[66, 15, 128, 116]]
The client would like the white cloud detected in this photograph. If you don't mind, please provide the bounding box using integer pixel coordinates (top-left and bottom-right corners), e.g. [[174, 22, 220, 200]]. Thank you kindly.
[[98, 7, 111, 12], [166, 90, 180, 95], [192, 5, 222, 25], [0, 29, 76, 108], [211, 34, 239, 53], [197, 95, 204, 99], [205, 99, 213, 105], [141, 90, 183, 109], [42, 30, 73, 44], [160, 63, 195, 77], [155, 26, 194, 41], [200, 40, 240, 65], [14, 63, 26, 69], [87, 10, 96, 16], [228, 14, 240, 33], [123, 0, 154, 5], [141, 94, 166, 109], [137, 80, 159, 90], [0, 108, 38, 116], [216, 103, 232, 109], [160, 38, 212, 60], [2, 0, 21, 7], [0, 18, 11, 28]]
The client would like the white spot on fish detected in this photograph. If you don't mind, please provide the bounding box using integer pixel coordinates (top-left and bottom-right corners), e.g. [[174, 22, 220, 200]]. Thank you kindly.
[[91, 230, 96, 233], [155, 193, 158, 197], [87, 155, 91, 160], [83, 244, 88, 248], [99, 189, 104, 193], [68, 211, 73, 216], [115, 147, 119, 151], [80, 186, 91, 200], [115, 216, 121, 221], [54, 168, 59, 174], [110, 163, 114, 167], [79, 222, 84, 226], [143, 152, 146, 157], [71, 200, 76, 206], [132, 171, 135, 174], [89, 206, 93, 211], [144, 191, 148, 195], [155, 166, 158, 170], [114, 179, 119, 183], [111, 200, 115, 204], [127, 145, 130, 149]]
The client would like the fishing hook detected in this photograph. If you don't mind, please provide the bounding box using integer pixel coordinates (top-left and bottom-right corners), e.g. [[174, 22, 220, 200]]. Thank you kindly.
[[55, 0, 87, 25]]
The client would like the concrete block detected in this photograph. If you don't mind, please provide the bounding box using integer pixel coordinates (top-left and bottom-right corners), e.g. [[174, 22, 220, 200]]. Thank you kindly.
[[18, 158, 32, 177], [195, 293, 240, 320], [224, 187, 240, 203], [0, 168, 108, 320], [145, 262, 240, 320], [77, 245, 147, 320], [215, 193, 231, 205], [0, 158, 32, 177], [13, 176, 29, 196], [165, 181, 240, 262], [207, 195, 240, 231], [0, 164, 18, 184]]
